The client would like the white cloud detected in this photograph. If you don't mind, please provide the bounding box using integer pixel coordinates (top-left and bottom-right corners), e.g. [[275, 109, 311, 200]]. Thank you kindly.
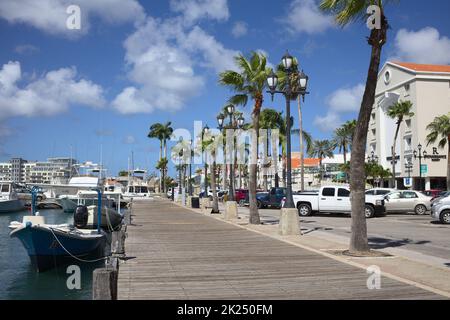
[[0, 0, 145, 36], [393, 27, 450, 64], [0, 61, 105, 120], [314, 83, 364, 132], [327, 84, 364, 112], [113, 16, 239, 114], [170, 0, 229, 25], [14, 44, 39, 55], [313, 112, 341, 133], [123, 135, 136, 145], [232, 21, 248, 38], [284, 0, 334, 35], [183, 26, 238, 73]]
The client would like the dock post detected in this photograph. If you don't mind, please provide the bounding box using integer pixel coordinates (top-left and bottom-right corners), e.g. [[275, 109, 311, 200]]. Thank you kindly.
[[111, 228, 127, 255], [92, 265, 118, 300]]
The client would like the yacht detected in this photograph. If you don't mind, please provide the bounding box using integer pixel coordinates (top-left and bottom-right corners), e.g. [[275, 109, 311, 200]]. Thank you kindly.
[[0, 182, 26, 213]]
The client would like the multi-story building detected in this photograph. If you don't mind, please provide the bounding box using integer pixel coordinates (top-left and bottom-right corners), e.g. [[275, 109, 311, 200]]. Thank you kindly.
[[367, 61, 450, 190], [0, 157, 77, 184]]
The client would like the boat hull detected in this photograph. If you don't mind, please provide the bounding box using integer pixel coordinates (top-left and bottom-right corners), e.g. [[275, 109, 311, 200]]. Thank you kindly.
[[0, 199, 25, 213], [10, 225, 106, 272]]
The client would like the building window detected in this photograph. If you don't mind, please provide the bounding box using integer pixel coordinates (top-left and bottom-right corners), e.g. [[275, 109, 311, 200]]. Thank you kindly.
[[405, 119, 411, 130], [404, 136, 412, 152], [371, 129, 376, 136], [371, 113, 376, 121]]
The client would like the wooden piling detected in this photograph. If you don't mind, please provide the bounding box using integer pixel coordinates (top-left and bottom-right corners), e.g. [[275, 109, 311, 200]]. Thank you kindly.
[[92, 265, 118, 300]]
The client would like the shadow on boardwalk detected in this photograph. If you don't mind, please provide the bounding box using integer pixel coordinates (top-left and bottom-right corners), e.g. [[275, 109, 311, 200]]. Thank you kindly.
[[118, 199, 442, 300]]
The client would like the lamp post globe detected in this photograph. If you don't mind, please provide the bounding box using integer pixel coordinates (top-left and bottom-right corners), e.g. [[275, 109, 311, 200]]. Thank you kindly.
[[267, 71, 278, 91], [282, 51, 294, 70], [299, 70, 309, 91], [217, 113, 225, 129]]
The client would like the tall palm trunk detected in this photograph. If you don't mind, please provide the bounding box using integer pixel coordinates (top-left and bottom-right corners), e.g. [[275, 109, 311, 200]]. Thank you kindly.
[[249, 102, 261, 225], [447, 135, 450, 191], [272, 130, 279, 188], [349, 15, 387, 253], [298, 96, 305, 191], [391, 120, 401, 188], [211, 157, 219, 213], [159, 140, 163, 193], [343, 142, 348, 183]]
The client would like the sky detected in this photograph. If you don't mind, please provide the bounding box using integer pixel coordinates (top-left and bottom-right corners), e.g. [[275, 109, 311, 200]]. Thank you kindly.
[[0, 0, 450, 177]]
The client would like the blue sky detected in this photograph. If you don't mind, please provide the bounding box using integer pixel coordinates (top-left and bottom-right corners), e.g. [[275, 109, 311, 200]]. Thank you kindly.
[[0, 0, 449, 177]]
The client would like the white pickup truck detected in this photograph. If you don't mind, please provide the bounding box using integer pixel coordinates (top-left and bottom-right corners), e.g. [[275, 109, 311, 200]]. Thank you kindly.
[[286, 186, 386, 218]]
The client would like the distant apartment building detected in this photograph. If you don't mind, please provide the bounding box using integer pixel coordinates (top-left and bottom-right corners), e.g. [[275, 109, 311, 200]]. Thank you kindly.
[[367, 61, 450, 190], [0, 157, 77, 184]]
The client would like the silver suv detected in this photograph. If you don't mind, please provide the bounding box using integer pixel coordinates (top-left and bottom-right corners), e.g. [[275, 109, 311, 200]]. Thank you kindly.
[[431, 194, 450, 224]]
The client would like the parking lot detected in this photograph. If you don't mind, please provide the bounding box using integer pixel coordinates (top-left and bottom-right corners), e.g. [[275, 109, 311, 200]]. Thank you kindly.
[[229, 205, 450, 264]]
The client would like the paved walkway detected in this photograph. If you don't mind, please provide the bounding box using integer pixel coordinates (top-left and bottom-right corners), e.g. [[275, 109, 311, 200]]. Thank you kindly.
[[118, 198, 442, 300]]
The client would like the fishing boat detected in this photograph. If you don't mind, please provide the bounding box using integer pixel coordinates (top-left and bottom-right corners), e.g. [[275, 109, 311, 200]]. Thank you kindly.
[[0, 182, 25, 213], [9, 217, 106, 272], [9, 189, 113, 272]]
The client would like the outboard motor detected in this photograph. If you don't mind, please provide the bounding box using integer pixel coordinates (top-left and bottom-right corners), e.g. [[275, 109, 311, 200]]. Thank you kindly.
[[74, 205, 89, 229]]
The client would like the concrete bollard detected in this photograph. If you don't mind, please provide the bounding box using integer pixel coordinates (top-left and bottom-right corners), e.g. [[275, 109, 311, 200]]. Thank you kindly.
[[279, 208, 301, 236], [186, 196, 192, 208], [93, 267, 118, 300], [224, 201, 238, 220], [201, 198, 211, 213]]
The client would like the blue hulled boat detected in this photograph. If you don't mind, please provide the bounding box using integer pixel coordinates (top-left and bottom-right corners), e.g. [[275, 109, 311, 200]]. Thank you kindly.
[[9, 219, 106, 272], [9, 187, 111, 272]]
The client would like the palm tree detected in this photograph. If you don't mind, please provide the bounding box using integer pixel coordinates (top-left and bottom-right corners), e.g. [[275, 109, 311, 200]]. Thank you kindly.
[[219, 51, 271, 225], [308, 140, 334, 182], [320, 0, 390, 254], [426, 113, 450, 191], [333, 120, 357, 182], [155, 157, 168, 193], [387, 100, 414, 188], [148, 123, 165, 192], [260, 109, 284, 190], [161, 122, 174, 160]]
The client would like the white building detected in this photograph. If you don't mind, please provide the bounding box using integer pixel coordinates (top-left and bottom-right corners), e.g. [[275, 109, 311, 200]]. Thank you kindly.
[[368, 61, 450, 190], [0, 157, 77, 184]]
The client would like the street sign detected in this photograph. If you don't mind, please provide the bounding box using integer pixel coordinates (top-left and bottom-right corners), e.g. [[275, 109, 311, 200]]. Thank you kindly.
[[420, 164, 428, 174], [403, 177, 412, 188]]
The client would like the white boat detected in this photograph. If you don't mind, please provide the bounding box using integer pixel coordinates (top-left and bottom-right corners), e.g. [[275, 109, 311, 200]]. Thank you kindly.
[[58, 190, 116, 213], [0, 182, 25, 213]]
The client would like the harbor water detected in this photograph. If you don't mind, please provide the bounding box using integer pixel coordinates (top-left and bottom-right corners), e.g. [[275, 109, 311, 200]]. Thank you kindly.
[[0, 208, 105, 300]]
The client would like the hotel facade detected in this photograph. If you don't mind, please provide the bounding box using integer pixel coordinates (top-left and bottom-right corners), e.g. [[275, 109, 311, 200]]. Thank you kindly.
[[367, 61, 450, 190]]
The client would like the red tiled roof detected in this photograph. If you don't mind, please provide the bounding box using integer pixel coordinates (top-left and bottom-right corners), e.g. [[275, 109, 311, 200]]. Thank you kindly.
[[392, 61, 450, 73], [292, 158, 320, 169]]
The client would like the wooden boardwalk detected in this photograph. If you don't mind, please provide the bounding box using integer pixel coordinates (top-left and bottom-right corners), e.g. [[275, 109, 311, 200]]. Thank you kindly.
[[118, 198, 442, 300]]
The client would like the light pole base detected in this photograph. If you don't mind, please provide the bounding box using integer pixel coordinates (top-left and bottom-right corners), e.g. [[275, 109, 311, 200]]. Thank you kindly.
[[279, 208, 301, 236], [224, 201, 238, 220], [201, 198, 211, 214]]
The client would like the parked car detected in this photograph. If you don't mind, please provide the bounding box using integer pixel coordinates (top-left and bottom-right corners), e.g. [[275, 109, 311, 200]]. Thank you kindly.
[[431, 194, 450, 224], [423, 189, 444, 199], [383, 190, 432, 215], [255, 187, 286, 209], [235, 189, 249, 206], [365, 188, 397, 196], [288, 186, 385, 218], [431, 191, 450, 204]]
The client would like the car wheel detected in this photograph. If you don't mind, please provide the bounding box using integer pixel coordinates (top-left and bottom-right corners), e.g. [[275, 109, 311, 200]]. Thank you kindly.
[[364, 205, 375, 219], [36, 196, 43, 202], [297, 203, 312, 217], [414, 204, 427, 215], [440, 210, 450, 224], [239, 200, 245, 207]]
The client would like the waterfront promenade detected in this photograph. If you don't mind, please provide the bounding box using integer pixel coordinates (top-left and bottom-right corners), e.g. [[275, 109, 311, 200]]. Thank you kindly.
[[118, 198, 443, 300]]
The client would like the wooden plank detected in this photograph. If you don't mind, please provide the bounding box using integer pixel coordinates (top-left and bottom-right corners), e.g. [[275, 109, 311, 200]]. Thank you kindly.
[[118, 198, 443, 300]]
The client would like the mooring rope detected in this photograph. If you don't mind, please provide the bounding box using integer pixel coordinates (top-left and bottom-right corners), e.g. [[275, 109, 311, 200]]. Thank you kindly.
[[49, 227, 109, 263]]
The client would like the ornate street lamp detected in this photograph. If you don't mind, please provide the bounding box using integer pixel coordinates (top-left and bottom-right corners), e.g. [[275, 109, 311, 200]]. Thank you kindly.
[[267, 51, 309, 209], [367, 151, 379, 164], [413, 143, 428, 191]]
